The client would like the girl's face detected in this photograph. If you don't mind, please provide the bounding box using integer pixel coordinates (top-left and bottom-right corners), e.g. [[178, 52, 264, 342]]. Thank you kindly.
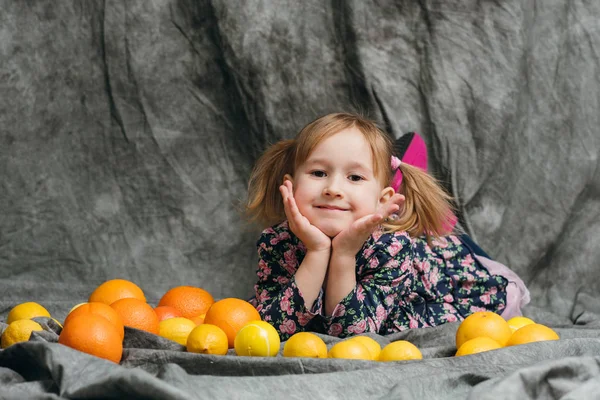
[[286, 127, 394, 238]]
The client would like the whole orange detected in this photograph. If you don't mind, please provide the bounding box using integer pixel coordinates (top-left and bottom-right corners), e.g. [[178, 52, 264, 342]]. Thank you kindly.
[[89, 279, 146, 305], [506, 324, 559, 346], [58, 313, 123, 363], [157, 286, 214, 319], [456, 311, 512, 349], [64, 302, 125, 340], [110, 298, 159, 335], [154, 306, 182, 322], [203, 298, 261, 348]]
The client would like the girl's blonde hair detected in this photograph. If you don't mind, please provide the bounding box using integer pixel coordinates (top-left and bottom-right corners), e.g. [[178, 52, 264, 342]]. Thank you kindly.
[[246, 112, 455, 241]]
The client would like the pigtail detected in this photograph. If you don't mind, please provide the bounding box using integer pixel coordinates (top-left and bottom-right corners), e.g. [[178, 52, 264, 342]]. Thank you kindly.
[[384, 163, 456, 243], [246, 140, 295, 227]]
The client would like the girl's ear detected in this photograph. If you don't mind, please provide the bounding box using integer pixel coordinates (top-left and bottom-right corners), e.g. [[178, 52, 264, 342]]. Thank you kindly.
[[379, 186, 395, 204], [283, 173, 294, 185]]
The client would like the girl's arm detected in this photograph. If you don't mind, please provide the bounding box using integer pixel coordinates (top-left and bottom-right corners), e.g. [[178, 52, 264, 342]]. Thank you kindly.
[[253, 227, 328, 340], [321, 234, 414, 337]]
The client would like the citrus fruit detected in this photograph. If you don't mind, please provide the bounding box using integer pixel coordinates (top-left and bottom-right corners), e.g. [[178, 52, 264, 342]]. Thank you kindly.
[[64, 302, 125, 340], [187, 324, 229, 355], [69, 303, 87, 313], [283, 332, 328, 358], [506, 316, 535, 333], [1, 319, 43, 348], [328, 339, 372, 360], [157, 286, 214, 319], [506, 324, 559, 346], [455, 337, 502, 356], [456, 311, 512, 348], [154, 306, 182, 322], [110, 298, 159, 334], [379, 340, 423, 361], [7, 302, 51, 324], [58, 313, 123, 363], [89, 279, 146, 305], [158, 317, 197, 345], [234, 321, 280, 357], [203, 298, 262, 348], [190, 314, 206, 325], [348, 336, 382, 360]]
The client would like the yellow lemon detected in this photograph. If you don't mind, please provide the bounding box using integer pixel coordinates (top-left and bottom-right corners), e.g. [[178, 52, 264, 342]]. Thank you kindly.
[[234, 321, 280, 357], [506, 316, 535, 333], [7, 302, 51, 324], [506, 324, 559, 347], [456, 311, 512, 348], [187, 324, 229, 355], [1, 319, 44, 348], [283, 332, 328, 358], [328, 339, 372, 360], [158, 317, 197, 346], [379, 341, 423, 361], [455, 337, 502, 356], [348, 336, 382, 361]]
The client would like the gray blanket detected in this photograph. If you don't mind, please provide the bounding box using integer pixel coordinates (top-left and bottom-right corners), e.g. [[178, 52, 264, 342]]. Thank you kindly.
[[1, 0, 599, 399]]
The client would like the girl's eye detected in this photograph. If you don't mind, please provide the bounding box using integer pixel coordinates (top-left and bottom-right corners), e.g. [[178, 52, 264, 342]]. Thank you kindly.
[[310, 170, 326, 178], [349, 175, 364, 182]]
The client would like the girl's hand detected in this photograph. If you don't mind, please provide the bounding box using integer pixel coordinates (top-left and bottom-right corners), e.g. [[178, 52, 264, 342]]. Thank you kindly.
[[332, 193, 405, 256], [280, 180, 331, 252]]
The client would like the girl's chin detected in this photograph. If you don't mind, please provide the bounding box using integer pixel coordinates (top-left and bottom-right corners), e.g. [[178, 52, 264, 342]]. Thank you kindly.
[[315, 224, 345, 238]]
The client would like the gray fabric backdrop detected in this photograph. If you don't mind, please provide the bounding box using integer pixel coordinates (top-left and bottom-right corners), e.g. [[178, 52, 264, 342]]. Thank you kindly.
[[1, 0, 599, 398]]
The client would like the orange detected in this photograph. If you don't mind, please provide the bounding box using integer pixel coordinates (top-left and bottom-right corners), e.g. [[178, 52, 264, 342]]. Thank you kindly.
[[157, 286, 214, 319], [203, 298, 262, 348], [58, 313, 123, 363], [7, 302, 51, 324], [456, 311, 512, 348], [154, 306, 182, 322], [455, 337, 502, 356], [64, 302, 125, 340], [283, 332, 328, 358], [190, 314, 206, 325], [379, 341, 423, 361], [89, 279, 146, 305], [328, 340, 372, 360], [110, 298, 159, 335], [507, 316, 535, 333], [506, 324, 559, 346], [187, 324, 229, 355]]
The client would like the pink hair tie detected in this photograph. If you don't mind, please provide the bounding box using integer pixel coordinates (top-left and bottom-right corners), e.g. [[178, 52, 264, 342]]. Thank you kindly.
[[390, 156, 403, 192]]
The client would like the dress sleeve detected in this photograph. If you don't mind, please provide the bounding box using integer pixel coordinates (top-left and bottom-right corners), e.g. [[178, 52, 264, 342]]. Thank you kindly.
[[252, 226, 323, 340], [322, 234, 414, 338]]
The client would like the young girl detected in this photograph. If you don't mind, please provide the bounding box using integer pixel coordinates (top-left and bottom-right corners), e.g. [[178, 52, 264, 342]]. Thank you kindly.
[[246, 112, 529, 340]]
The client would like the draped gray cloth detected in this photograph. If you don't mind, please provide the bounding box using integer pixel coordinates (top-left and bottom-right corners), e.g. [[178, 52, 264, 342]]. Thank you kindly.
[[1, 0, 599, 398]]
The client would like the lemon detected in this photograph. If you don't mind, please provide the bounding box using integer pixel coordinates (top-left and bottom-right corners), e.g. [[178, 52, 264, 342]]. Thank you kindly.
[[234, 321, 280, 357], [506, 324, 559, 346], [348, 336, 382, 360], [328, 339, 372, 360], [506, 316, 535, 333], [283, 332, 328, 358], [187, 324, 229, 355], [7, 302, 51, 324], [455, 337, 502, 356], [1, 319, 44, 348], [379, 340, 423, 361], [158, 317, 197, 346]]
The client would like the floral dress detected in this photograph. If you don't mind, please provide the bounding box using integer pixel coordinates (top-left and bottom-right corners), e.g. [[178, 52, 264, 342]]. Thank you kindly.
[[251, 221, 508, 340]]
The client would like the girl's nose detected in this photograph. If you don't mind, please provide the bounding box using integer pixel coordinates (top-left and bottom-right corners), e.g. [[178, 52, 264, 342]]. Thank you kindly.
[[323, 185, 343, 198]]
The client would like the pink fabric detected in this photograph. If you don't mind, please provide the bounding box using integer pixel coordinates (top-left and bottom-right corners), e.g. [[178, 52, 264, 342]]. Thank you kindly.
[[474, 255, 531, 319]]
